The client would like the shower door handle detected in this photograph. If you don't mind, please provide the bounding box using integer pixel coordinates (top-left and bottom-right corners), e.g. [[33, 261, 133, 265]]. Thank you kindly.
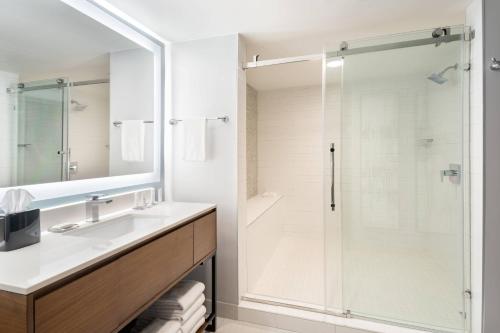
[[330, 143, 335, 211]]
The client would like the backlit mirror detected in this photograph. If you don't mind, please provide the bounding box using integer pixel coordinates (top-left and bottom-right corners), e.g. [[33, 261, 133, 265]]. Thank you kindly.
[[0, 0, 155, 187]]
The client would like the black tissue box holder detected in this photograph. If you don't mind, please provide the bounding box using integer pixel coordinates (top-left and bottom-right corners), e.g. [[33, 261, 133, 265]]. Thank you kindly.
[[0, 209, 40, 251]]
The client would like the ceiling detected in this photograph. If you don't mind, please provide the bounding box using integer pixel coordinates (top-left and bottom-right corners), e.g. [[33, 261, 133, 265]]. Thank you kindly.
[[104, 0, 472, 90], [0, 0, 139, 80]]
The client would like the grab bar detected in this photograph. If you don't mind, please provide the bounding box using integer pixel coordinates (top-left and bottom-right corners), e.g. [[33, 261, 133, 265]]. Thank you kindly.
[[330, 143, 335, 211]]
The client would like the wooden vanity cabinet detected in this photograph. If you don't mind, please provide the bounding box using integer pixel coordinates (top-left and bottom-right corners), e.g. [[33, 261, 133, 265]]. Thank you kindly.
[[0, 210, 216, 333]]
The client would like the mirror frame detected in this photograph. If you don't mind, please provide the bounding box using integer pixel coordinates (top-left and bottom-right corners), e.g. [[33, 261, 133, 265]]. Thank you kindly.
[[0, 0, 167, 202]]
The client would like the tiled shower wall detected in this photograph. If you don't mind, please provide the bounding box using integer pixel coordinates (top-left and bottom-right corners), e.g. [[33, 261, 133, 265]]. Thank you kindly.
[[246, 84, 258, 198], [256, 85, 323, 235]]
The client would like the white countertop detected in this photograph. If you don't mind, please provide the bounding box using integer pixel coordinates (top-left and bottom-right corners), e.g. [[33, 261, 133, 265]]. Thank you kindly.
[[0, 201, 216, 295]]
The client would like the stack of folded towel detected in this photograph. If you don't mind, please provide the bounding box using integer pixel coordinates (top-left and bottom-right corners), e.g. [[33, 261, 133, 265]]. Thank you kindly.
[[133, 280, 207, 333]]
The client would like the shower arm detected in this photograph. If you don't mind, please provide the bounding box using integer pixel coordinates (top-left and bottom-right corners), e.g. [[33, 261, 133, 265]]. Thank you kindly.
[[438, 63, 459, 76]]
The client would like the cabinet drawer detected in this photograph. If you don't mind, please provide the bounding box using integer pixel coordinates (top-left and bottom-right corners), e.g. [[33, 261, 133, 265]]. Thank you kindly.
[[194, 212, 216, 263], [35, 261, 120, 333], [116, 223, 194, 323], [34, 224, 194, 333]]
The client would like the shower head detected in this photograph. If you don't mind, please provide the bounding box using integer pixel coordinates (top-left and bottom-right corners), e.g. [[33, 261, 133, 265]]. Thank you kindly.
[[71, 99, 87, 111], [427, 63, 458, 85]]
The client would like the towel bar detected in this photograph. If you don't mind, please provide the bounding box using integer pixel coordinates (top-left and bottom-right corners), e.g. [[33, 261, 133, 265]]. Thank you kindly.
[[113, 120, 154, 127], [169, 116, 229, 125]]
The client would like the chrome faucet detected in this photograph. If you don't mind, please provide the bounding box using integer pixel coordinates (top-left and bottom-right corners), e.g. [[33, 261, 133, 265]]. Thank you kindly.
[[86, 194, 113, 223]]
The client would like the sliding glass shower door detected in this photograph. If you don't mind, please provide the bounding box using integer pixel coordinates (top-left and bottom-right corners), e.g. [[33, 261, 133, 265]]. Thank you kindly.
[[325, 26, 470, 331], [14, 78, 68, 185]]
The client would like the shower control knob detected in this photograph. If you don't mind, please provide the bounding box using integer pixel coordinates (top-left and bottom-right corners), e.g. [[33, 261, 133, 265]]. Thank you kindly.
[[490, 58, 500, 71]]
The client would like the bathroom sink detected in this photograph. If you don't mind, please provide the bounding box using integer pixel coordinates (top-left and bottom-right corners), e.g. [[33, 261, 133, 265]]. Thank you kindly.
[[64, 214, 167, 240]]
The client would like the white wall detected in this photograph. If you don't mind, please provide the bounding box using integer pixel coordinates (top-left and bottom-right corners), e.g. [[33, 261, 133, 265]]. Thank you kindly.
[[257, 86, 324, 236], [171, 34, 242, 305], [69, 83, 110, 180], [246, 84, 258, 198], [109, 48, 155, 176]]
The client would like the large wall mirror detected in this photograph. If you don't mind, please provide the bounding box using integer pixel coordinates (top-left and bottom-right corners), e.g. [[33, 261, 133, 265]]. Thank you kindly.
[[0, 0, 163, 199]]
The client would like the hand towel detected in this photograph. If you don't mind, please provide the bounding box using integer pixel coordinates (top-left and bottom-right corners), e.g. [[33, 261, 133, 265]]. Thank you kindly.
[[145, 294, 206, 322], [121, 120, 145, 162], [141, 319, 181, 333], [156, 280, 205, 311], [182, 118, 206, 161], [179, 306, 206, 333], [189, 317, 206, 333]]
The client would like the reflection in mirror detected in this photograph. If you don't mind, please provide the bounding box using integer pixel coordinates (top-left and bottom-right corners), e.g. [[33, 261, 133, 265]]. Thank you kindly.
[[0, 0, 155, 187]]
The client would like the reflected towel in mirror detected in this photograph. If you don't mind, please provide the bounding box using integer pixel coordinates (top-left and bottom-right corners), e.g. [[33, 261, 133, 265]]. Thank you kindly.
[[121, 120, 145, 162]]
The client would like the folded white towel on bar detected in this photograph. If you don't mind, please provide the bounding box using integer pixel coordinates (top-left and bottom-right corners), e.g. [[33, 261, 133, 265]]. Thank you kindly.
[[139, 319, 181, 333], [145, 294, 206, 322], [182, 118, 206, 161], [155, 280, 205, 311], [179, 305, 206, 333], [189, 316, 206, 333], [121, 120, 145, 162]]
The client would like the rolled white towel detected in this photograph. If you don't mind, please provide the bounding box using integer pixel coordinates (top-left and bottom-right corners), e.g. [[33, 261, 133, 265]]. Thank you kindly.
[[179, 306, 206, 333], [145, 294, 206, 323], [190, 316, 206, 333], [141, 319, 181, 333], [157, 280, 205, 311]]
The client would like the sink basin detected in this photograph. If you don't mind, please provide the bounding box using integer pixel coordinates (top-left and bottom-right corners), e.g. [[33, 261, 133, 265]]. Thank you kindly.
[[64, 214, 166, 240]]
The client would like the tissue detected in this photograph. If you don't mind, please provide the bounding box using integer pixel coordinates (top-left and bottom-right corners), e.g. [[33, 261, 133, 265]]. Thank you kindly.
[[0, 189, 35, 214]]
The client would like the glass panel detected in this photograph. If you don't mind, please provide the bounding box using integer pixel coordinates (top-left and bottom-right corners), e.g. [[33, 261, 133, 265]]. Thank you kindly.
[[14, 79, 66, 185], [325, 27, 468, 331], [244, 60, 325, 308]]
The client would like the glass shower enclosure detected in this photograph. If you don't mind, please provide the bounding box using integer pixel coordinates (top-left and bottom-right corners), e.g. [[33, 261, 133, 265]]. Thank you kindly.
[[242, 25, 471, 333], [324, 26, 470, 332], [11, 78, 68, 185]]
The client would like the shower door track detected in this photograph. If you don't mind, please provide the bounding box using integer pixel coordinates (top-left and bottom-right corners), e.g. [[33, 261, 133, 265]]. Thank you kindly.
[[6, 78, 110, 93], [242, 30, 473, 70], [242, 295, 460, 333], [327, 31, 472, 58]]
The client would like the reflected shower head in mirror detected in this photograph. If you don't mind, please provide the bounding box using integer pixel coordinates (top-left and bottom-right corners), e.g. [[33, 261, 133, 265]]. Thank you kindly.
[[71, 99, 87, 111], [427, 63, 458, 84]]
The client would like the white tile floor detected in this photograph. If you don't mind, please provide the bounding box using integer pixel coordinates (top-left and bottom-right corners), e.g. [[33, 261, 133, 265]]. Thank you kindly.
[[247, 232, 465, 331], [250, 234, 324, 307], [214, 318, 295, 333]]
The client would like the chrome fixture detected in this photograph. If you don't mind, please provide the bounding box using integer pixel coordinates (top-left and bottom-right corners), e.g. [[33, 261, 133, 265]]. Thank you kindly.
[[71, 99, 87, 111], [85, 194, 113, 223], [440, 164, 461, 184], [428, 63, 458, 84], [490, 57, 500, 71], [326, 30, 471, 59], [243, 54, 322, 70], [432, 27, 450, 38], [112, 120, 154, 127], [330, 143, 335, 211], [432, 27, 450, 46], [6, 78, 109, 94], [69, 161, 78, 173], [169, 116, 229, 125]]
